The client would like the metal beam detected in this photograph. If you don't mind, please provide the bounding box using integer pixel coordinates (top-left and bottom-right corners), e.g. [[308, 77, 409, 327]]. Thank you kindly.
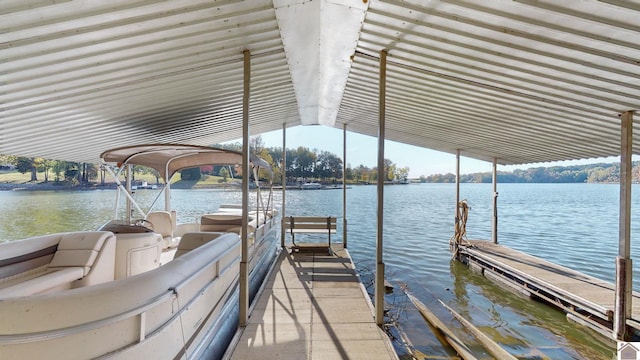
[[455, 149, 460, 226], [126, 164, 132, 224], [281, 123, 287, 248], [343, 123, 348, 248], [614, 110, 633, 340], [492, 158, 498, 244], [375, 49, 387, 326], [239, 49, 250, 328], [164, 162, 171, 211]]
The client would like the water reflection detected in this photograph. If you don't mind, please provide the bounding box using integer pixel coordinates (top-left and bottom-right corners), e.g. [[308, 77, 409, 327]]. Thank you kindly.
[[449, 260, 614, 359]]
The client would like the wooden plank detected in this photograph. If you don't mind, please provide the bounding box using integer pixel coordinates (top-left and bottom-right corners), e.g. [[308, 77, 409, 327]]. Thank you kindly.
[[439, 300, 517, 360], [405, 292, 478, 360], [285, 224, 333, 228], [283, 216, 337, 224], [288, 228, 337, 234]]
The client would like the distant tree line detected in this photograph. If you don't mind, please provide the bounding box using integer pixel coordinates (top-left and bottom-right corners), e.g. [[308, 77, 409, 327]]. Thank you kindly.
[[217, 136, 410, 184], [0, 136, 411, 186], [0, 155, 100, 186], [420, 162, 640, 183]]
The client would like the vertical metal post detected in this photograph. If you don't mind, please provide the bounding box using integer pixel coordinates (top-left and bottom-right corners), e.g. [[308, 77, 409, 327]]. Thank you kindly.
[[343, 123, 348, 248], [281, 124, 287, 248], [615, 111, 633, 340], [375, 49, 387, 326], [239, 49, 250, 327], [492, 158, 498, 244], [126, 164, 132, 223], [164, 164, 171, 211], [455, 150, 460, 228]]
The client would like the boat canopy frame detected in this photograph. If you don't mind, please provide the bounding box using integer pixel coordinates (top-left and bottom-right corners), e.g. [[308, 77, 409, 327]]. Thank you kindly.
[[100, 143, 273, 221]]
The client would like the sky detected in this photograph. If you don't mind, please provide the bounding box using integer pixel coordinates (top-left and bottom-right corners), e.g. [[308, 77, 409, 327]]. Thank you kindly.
[[244, 125, 620, 178]]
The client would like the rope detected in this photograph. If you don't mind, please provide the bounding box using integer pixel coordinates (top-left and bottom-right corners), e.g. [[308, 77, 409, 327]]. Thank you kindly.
[[170, 287, 189, 359], [449, 200, 470, 258]]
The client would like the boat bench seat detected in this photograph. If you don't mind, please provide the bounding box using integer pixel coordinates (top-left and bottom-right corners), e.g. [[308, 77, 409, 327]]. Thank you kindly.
[[173, 232, 225, 259], [200, 213, 256, 235], [283, 216, 337, 254], [0, 267, 84, 298], [0, 231, 116, 298]]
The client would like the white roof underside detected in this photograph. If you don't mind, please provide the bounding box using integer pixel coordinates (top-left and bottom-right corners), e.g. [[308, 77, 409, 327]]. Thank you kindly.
[[2, 0, 640, 166]]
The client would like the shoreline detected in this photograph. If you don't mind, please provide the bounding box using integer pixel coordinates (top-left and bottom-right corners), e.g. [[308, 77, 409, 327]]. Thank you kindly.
[[0, 182, 114, 192]]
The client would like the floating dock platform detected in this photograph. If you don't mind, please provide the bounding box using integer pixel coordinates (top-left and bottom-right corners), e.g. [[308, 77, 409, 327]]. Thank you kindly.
[[226, 245, 398, 359], [457, 240, 640, 340]]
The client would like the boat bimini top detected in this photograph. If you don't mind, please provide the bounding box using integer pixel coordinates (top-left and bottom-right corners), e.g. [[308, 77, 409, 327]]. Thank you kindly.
[[100, 143, 271, 182], [100, 143, 273, 220]]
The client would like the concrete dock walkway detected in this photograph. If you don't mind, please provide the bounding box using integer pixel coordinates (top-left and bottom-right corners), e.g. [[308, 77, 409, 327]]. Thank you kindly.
[[227, 245, 398, 359]]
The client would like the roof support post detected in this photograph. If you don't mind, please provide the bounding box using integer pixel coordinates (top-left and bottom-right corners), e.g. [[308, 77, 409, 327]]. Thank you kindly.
[[239, 49, 251, 328], [614, 111, 634, 340], [375, 49, 387, 326], [492, 158, 498, 244], [455, 150, 460, 228], [343, 123, 348, 249], [281, 123, 287, 248]]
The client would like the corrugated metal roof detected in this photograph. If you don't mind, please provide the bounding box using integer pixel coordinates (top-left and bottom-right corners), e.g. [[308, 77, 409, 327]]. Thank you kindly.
[[2, 0, 639, 166]]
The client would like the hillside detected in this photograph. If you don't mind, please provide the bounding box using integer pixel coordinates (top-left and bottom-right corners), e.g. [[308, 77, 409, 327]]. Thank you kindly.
[[421, 162, 639, 183]]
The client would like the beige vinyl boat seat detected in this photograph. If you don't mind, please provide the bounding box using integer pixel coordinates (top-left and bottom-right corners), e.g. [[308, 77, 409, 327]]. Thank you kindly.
[[199, 207, 276, 246], [200, 213, 254, 234], [216, 204, 276, 219], [173, 232, 225, 259], [0, 231, 116, 298], [146, 211, 179, 249]]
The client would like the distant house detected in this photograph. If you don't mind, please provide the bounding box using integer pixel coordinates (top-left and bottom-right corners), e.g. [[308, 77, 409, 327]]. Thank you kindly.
[[619, 343, 640, 360]]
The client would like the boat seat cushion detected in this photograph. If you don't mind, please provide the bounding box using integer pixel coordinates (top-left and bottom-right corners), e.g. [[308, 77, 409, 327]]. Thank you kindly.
[[49, 231, 112, 276], [174, 232, 224, 258], [200, 213, 256, 234], [147, 211, 178, 248], [0, 267, 84, 298], [201, 214, 245, 225], [147, 211, 175, 237]]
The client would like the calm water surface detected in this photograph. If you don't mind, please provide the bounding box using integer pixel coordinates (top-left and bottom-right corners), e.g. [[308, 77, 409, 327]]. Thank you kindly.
[[1, 183, 636, 359]]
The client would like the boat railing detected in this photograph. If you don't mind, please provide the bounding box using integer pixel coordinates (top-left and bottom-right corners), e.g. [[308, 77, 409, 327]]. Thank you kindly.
[[0, 288, 174, 345], [0, 233, 240, 352]]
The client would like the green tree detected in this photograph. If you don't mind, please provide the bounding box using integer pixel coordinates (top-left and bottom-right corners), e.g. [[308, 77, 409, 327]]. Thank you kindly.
[[316, 151, 343, 181], [36, 159, 54, 183], [52, 160, 66, 182], [180, 167, 201, 181], [219, 166, 230, 182], [0, 154, 16, 168], [396, 166, 410, 182], [65, 164, 80, 185], [344, 164, 354, 182], [14, 157, 37, 181], [291, 147, 316, 179], [384, 158, 396, 181]]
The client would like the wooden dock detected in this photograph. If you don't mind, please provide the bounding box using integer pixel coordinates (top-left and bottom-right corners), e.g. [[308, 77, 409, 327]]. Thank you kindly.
[[226, 245, 398, 359], [457, 240, 640, 340]]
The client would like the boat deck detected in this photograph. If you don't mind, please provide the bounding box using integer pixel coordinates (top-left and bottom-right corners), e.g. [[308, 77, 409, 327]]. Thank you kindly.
[[458, 240, 640, 340], [227, 245, 398, 360]]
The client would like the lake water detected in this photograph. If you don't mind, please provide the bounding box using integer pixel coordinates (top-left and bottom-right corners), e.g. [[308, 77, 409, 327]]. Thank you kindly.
[[1, 183, 636, 359]]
